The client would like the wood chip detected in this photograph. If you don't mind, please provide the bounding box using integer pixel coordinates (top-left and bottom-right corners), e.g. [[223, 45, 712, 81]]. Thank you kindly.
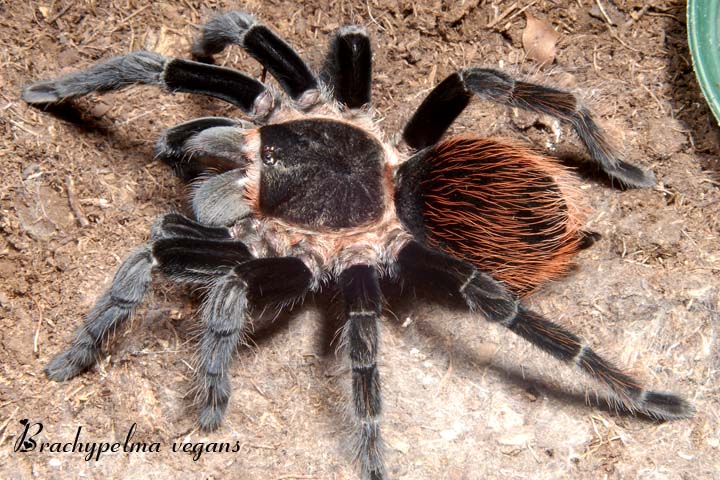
[[522, 13, 560, 66]]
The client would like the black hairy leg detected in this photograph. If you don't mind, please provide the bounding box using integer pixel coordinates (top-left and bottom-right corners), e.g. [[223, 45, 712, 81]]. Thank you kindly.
[[321, 26, 373, 109], [21, 52, 275, 119], [397, 241, 694, 420], [44, 214, 250, 382], [155, 117, 251, 180], [402, 69, 654, 188], [44, 246, 153, 381], [338, 265, 385, 480], [195, 257, 312, 430], [578, 230, 603, 250], [192, 11, 319, 107], [150, 212, 233, 241]]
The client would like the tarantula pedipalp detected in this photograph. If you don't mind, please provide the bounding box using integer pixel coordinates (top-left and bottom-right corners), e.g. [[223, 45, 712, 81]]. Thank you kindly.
[[22, 11, 693, 480]]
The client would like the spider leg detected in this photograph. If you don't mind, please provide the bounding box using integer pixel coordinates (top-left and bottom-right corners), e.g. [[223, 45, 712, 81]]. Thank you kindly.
[[196, 257, 312, 430], [321, 26, 372, 109], [402, 69, 654, 188], [397, 241, 694, 420], [192, 11, 319, 107], [578, 230, 602, 250], [338, 265, 385, 480], [151, 212, 233, 240], [44, 246, 154, 381], [44, 214, 248, 382], [155, 117, 252, 181], [22, 52, 276, 119]]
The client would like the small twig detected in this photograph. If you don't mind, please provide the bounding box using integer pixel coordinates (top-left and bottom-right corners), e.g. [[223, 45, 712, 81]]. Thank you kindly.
[[9, 119, 39, 137], [607, 26, 640, 52], [504, 0, 540, 26], [32, 295, 44, 355], [624, 5, 650, 28], [48, 3, 73, 24], [640, 83, 666, 114], [593, 0, 615, 26], [436, 351, 454, 393], [590, 0, 641, 52], [171, 426, 196, 441], [65, 175, 89, 227], [128, 349, 182, 356], [526, 441, 541, 463], [249, 377, 268, 399], [118, 110, 154, 125], [486, 2, 517, 29], [64, 384, 85, 402], [487, 0, 541, 30], [365, 0, 385, 31], [109, 4, 151, 33], [0, 406, 20, 447], [249, 443, 277, 450]]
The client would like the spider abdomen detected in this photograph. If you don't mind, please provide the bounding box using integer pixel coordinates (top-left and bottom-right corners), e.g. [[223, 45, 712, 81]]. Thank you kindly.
[[395, 136, 586, 295]]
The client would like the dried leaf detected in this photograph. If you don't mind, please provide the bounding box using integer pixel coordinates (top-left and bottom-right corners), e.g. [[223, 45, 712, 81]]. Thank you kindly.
[[522, 13, 560, 66]]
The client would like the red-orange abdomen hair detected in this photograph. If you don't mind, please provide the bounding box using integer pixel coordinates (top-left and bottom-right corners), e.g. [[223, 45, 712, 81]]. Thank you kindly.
[[395, 135, 587, 295]]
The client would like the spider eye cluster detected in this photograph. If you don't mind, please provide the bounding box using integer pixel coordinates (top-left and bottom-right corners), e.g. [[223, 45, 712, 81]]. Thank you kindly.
[[261, 145, 276, 166], [257, 119, 385, 229]]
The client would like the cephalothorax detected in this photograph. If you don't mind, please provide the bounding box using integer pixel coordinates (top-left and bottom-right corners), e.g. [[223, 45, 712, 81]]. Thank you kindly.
[[22, 11, 692, 480]]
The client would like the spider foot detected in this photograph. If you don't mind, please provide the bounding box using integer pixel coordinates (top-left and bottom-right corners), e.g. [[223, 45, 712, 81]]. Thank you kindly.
[[21, 80, 63, 104], [192, 10, 316, 101], [605, 159, 656, 189], [192, 11, 257, 60], [366, 468, 385, 480], [198, 399, 228, 432], [22, 52, 165, 105], [356, 422, 386, 480], [639, 390, 695, 420], [44, 343, 97, 381], [578, 230, 602, 250]]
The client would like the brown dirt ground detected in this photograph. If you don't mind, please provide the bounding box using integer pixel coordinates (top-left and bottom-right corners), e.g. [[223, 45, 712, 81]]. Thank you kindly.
[[1, 1, 719, 479]]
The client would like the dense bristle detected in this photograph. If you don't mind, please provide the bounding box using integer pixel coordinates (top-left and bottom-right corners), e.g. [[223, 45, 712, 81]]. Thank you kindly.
[[22, 81, 62, 104], [415, 136, 586, 295], [640, 391, 695, 420], [606, 160, 657, 188]]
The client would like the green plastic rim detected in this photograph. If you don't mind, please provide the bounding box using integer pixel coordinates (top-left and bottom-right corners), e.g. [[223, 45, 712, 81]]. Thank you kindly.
[[688, 0, 720, 125]]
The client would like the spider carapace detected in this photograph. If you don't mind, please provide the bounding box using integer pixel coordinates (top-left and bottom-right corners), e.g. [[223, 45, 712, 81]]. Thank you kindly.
[[22, 11, 692, 480]]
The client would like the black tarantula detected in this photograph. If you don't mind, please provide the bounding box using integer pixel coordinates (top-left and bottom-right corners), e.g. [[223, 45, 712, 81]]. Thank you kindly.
[[22, 11, 693, 479]]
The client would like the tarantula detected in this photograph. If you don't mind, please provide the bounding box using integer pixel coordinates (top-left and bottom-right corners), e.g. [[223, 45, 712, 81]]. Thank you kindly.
[[22, 11, 693, 480]]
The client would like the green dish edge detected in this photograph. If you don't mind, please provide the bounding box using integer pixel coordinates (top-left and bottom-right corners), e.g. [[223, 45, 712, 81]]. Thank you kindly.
[[688, 0, 720, 125]]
